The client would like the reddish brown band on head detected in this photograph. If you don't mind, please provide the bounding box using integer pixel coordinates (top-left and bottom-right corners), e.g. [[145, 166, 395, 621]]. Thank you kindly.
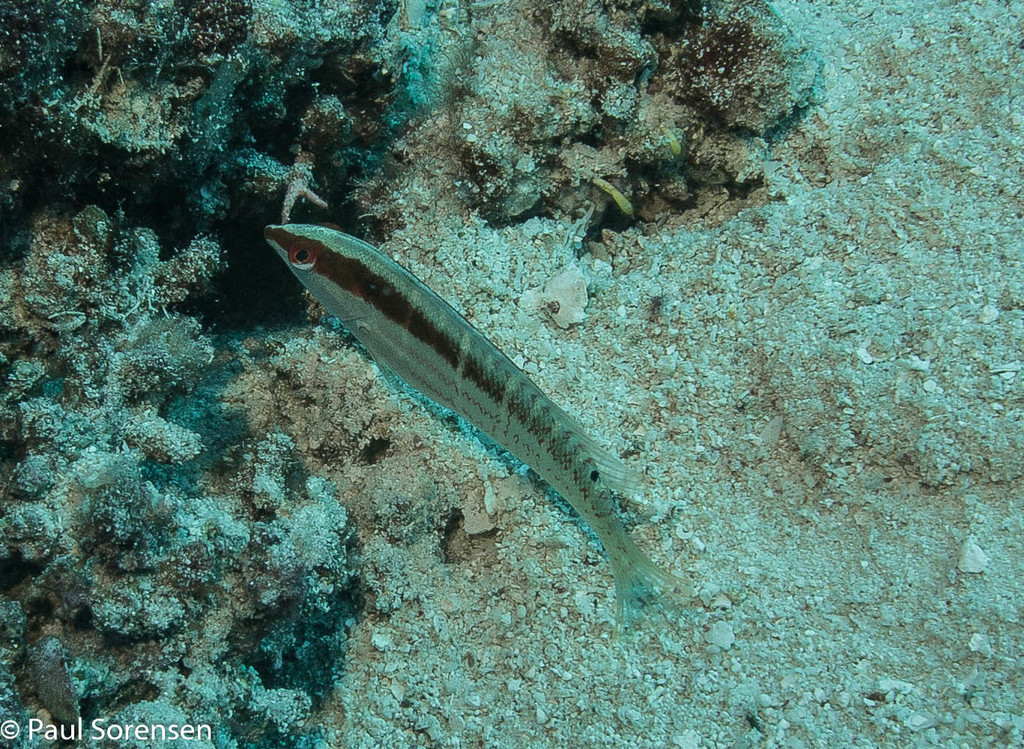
[[267, 227, 461, 371]]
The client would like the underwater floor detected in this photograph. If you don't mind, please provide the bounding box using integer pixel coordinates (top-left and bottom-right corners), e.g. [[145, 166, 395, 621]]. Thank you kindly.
[[0, 0, 1021, 746]]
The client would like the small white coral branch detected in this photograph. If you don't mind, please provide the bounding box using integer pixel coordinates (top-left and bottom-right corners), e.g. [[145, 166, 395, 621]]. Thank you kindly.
[[281, 149, 328, 224]]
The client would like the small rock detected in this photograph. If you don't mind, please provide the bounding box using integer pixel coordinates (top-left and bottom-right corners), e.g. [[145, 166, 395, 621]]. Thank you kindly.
[[617, 705, 643, 725], [906, 355, 930, 372], [878, 678, 914, 696], [958, 537, 990, 573], [705, 621, 735, 649], [673, 729, 701, 749], [906, 712, 937, 731], [462, 495, 496, 536], [978, 304, 999, 324], [522, 266, 588, 328], [968, 633, 991, 655], [708, 593, 732, 610], [29, 637, 79, 723]]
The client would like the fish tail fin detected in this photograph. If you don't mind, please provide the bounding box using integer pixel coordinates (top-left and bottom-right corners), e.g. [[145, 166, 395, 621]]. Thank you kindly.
[[608, 534, 694, 634]]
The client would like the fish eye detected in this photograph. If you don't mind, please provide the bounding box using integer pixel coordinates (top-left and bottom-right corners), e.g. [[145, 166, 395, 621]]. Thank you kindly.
[[290, 246, 316, 271]]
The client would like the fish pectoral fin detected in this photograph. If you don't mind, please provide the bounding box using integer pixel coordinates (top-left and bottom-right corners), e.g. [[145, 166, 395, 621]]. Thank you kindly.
[[340, 312, 372, 326]]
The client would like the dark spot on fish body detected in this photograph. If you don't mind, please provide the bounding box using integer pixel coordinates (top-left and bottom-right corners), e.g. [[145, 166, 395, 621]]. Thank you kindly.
[[590, 469, 600, 482]]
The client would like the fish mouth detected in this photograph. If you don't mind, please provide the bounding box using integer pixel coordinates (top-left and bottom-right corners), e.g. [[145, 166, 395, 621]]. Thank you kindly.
[[263, 225, 289, 264]]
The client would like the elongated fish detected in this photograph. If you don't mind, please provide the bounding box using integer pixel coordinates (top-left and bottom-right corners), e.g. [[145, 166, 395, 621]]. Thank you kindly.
[[265, 223, 689, 627]]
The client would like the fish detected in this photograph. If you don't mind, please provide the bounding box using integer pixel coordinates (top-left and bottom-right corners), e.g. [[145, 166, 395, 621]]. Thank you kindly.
[[264, 223, 690, 627]]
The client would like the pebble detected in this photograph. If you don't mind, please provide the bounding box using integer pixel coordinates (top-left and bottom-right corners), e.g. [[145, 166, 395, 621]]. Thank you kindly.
[[978, 304, 999, 323], [968, 632, 991, 655], [706, 621, 735, 649], [958, 537, 990, 573]]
